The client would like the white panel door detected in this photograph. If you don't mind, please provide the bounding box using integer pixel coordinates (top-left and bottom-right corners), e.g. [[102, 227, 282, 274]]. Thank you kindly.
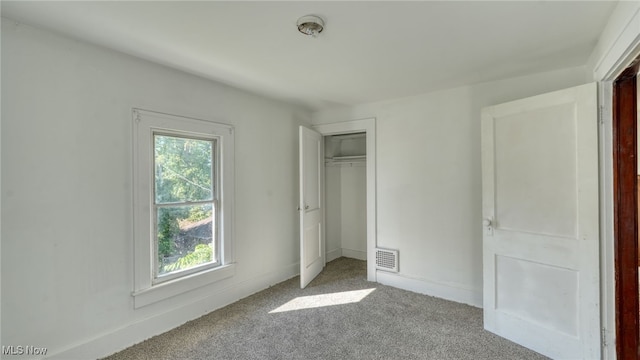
[[299, 126, 325, 288], [481, 83, 599, 359]]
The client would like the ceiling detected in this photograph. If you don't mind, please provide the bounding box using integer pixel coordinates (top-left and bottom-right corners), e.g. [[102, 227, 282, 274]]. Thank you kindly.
[[1, 1, 617, 111]]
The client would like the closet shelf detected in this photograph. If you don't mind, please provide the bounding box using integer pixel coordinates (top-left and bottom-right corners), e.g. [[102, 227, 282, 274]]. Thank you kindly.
[[326, 155, 366, 162], [325, 155, 366, 166]]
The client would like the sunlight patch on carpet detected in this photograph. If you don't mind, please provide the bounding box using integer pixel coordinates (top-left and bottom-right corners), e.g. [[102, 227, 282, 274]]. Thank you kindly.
[[269, 288, 376, 313]]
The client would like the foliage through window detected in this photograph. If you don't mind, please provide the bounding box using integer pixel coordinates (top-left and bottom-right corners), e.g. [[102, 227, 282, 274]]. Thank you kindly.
[[154, 135, 217, 277]]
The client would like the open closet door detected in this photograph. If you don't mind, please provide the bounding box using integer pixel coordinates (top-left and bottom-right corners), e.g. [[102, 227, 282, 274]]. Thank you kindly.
[[299, 126, 325, 288], [481, 83, 600, 359]]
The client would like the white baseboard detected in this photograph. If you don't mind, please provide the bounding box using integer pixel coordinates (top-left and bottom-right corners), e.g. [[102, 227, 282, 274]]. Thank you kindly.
[[327, 248, 366, 262], [326, 248, 342, 262], [47, 262, 299, 360], [341, 248, 366, 261], [376, 271, 482, 308]]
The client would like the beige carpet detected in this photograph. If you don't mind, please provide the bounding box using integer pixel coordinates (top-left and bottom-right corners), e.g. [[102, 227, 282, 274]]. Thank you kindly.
[[103, 258, 548, 360]]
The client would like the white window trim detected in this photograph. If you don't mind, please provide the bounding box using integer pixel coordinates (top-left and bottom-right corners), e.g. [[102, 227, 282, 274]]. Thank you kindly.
[[132, 109, 235, 308]]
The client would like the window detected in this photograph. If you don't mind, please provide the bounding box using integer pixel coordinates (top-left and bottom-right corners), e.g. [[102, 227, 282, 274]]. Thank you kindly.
[[154, 134, 217, 281], [132, 109, 235, 308]]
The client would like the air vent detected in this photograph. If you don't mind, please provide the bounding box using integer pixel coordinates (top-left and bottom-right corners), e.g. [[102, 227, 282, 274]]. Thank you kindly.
[[375, 248, 398, 272]]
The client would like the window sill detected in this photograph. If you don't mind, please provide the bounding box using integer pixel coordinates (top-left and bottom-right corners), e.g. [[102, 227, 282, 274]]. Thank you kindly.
[[132, 263, 235, 308]]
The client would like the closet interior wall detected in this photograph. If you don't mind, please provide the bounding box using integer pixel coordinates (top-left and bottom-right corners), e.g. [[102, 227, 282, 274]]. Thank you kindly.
[[324, 133, 368, 262]]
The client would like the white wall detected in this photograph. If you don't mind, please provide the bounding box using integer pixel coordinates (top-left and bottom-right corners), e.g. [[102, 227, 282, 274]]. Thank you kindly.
[[1, 20, 309, 359], [325, 164, 367, 262], [339, 165, 366, 260], [313, 66, 589, 307], [0, 17, 3, 353], [587, 1, 640, 80], [325, 165, 342, 261]]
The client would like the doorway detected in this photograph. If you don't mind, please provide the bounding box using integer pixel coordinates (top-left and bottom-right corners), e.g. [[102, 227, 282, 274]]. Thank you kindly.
[[612, 57, 640, 359], [324, 132, 367, 263], [313, 119, 377, 282]]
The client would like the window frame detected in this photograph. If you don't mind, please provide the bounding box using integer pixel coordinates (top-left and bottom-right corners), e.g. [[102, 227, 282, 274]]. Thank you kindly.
[[132, 109, 235, 308]]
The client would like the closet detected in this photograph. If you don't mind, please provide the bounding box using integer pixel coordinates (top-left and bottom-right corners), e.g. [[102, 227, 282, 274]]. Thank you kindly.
[[324, 132, 367, 262]]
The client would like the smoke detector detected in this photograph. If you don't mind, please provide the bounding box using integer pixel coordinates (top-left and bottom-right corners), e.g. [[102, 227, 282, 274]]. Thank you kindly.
[[297, 15, 324, 37]]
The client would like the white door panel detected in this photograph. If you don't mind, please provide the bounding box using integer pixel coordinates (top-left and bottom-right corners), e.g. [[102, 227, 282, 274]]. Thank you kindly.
[[493, 103, 578, 237], [482, 83, 599, 359], [304, 222, 322, 264], [299, 126, 325, 289], [303, 131, 321, 211]]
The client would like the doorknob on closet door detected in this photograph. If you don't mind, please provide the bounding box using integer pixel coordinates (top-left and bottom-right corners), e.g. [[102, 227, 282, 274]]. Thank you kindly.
[[483, 218, 493, 236], [305, 205, 310, 210]]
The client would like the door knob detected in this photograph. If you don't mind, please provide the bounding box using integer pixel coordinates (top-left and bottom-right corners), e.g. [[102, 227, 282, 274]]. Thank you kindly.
[[483, 218, 494, 236], [305, 205, 310, 210]]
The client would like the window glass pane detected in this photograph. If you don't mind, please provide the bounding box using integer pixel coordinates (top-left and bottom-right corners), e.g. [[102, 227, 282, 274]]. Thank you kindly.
[[154, 135, 213, 204], [157, 203, 216, 276]]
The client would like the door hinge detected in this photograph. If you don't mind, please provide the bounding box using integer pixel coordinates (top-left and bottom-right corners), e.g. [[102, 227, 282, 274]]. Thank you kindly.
[[598, 105, 604, 125], [601, 327, 607, 347], [133, 109, 141, 123]]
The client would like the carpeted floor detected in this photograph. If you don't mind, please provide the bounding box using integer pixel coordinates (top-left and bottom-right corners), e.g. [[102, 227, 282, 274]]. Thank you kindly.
[[103, 257, 548, 360]]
